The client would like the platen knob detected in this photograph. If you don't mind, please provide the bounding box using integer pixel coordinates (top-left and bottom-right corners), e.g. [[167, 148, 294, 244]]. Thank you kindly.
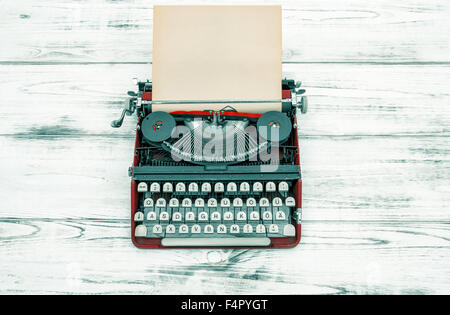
[[300, 96, 308, 114]]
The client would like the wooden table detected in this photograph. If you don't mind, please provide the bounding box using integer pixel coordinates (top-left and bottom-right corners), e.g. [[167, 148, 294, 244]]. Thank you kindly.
[[1, 0, 449, 294]]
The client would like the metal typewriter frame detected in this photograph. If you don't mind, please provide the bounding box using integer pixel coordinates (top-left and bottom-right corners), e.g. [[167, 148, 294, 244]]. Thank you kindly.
[[112, 79, 307, 249]]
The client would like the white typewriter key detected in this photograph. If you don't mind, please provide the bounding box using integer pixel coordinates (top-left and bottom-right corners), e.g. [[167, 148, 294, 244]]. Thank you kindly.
[[188, 183, 198, 193], [172, 212, 182, 222], [263, 211, 273, 220], [134, 212, 144, 222], [204, 224, 214, 234], [230, 224, 240, 234], [153, 224, 163, 234], [227, 182, 237, 193], [135, 225, 147, 237], [201, 182, 211, 193], [175, 182, 186, 192], [195, 198, 205, 207], [198, 211, 209, 221], [243, 224, 253, 234], [272, 197, 283, 207], [166, 224, 176, 234], [283, 224, 296, 237], [275, 211, 286, 220], [233, 198, 243, 208], [150, 182, 160, 192], [256, 224, 266, 234], [220, 198, 230, 207], [207, 198, 218, 207], [223, 211, 234, 221], [159, 211, 169, 221], [214, 182, 225, 192], [236, 211, 247, 221], [179, 224, 189, 234], [211, 211, 221, 221], [169, 198, 179, 208], [217, 224, 227, 234], [259, 198, 270, 207], [278, 181, 289, 192], [253, 182, 263, 192], [185, 212, 195, 221], [249, 211, 260, 221], [163, 182, 173, 193], [156, 198, 166, 208], [147, 211, 157, 221], [266, 181, 276, 192], [144, 198, 154, 208], [182, 198, 192, 208], [285, 197, 296, 207], [240, 182, 250, 193], [269, 224, 279, 233], [191, 224, 201, 234], [246, 197, 257, 207], [137, 182, 148, 192]]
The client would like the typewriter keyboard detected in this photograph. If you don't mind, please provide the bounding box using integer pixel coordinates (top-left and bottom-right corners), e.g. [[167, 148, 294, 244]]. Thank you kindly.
[[134, 181, 298, 246]]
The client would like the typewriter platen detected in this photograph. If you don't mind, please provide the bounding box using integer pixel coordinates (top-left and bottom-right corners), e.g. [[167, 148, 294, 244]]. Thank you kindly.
[[111, 79, 307, 248]]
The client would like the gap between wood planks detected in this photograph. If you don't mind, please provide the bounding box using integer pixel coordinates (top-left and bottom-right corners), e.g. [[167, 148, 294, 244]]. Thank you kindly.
[[1, 61, 450, 65]]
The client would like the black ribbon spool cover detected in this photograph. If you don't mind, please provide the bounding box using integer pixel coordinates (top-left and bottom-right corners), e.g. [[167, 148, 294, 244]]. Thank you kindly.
[[141, 112, 176, 143], [256, 111, 292, 143]]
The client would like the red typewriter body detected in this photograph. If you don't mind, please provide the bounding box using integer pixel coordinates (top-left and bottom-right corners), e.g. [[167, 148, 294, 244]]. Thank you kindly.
[[115, 81, 307, 249]]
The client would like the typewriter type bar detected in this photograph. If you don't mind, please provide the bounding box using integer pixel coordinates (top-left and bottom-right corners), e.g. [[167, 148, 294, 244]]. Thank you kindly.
[[112, 79, 307, 248]]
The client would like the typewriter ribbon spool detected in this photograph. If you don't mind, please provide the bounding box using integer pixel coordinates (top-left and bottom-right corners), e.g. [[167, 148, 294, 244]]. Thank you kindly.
[[257, 111, 292, 143], [141, 111, 176, 143]]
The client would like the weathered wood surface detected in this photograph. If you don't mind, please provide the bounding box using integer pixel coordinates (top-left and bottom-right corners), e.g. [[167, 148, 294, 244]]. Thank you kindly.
[[1, 219, 448, 294], [1, 134, 450, 222], [1, 0, 450, 63], [1, 63, 450, 137], [0, 0, 449, 295]]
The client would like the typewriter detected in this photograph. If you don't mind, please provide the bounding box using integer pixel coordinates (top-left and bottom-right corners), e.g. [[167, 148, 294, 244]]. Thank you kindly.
[[111, 79, 307, 248]]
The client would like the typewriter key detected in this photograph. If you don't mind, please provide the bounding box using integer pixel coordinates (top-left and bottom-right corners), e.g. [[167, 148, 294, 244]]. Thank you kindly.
[[134, 212, 144, 222], [179, 224, 189, 234], [135, 225, 147, 237], [257, 111, 292, 143], [256, 224, 266, 234], [163, 182, 173, 193], [250, 211, 260, 220], [195, 198, 205, 207], [141, 111, 176, 142], [169, 198, 179, 207], [243, 224, 253, 233], [278, 181, 289, 192], [211, 211, 221, 221], [217, 224, 227, 234]]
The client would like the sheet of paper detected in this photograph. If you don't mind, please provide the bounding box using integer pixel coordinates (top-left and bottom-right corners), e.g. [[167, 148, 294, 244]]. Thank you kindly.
[[152, 5, 282, 113]]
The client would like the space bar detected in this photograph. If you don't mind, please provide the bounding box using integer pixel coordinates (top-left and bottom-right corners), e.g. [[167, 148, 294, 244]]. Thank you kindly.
[[161, 237, 271, 247]]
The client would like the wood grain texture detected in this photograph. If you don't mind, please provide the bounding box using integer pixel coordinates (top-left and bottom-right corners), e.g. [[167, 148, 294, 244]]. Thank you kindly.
[[1, 135, 449, 221], [1, 63, 449, 137], [1, 0, 449, 63], [0, 218, 449, 294], [0, 0, 449, 295]]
